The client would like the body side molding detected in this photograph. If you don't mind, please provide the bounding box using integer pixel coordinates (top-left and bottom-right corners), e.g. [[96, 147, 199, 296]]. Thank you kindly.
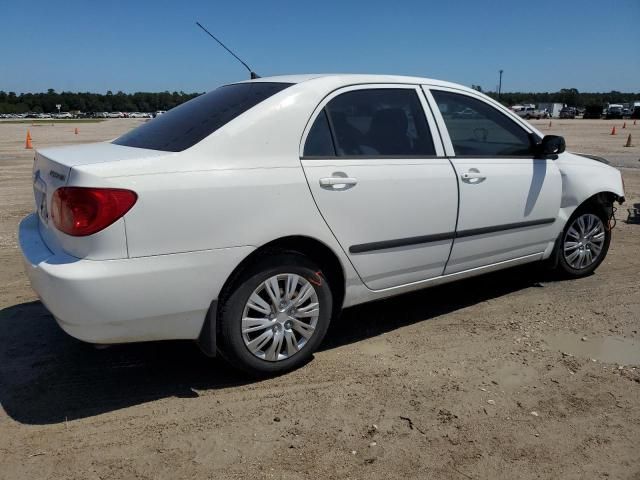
[[349, 218, 556, 254]]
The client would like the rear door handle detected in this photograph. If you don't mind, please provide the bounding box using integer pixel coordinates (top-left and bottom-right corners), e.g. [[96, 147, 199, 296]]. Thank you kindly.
[[319, 175, 358, 190], [461, 172, 486, 180], [461, 170, 487, 183]]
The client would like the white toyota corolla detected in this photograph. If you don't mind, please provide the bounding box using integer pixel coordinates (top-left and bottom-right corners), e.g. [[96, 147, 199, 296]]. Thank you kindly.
[[19, 74, 625, 375]]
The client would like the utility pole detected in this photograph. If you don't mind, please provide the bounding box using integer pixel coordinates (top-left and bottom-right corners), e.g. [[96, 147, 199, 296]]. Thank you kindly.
[[498, 70, 503, 100]]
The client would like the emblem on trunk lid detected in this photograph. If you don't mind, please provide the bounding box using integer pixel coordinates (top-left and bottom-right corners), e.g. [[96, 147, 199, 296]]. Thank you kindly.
[[49, 170, 66, 181]]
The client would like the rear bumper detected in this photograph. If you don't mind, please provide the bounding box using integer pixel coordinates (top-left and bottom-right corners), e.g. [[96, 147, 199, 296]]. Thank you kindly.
[[19, 213, 253, 344]]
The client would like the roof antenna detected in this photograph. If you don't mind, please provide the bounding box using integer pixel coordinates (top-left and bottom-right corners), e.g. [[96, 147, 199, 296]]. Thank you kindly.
[[195, 21, 260, 79]]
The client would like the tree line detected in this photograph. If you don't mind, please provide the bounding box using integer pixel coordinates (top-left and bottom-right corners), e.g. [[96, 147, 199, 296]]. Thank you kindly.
[[477, 87, 638, 107], [0, 87, 638, 114], [0, 89, 202, 114]]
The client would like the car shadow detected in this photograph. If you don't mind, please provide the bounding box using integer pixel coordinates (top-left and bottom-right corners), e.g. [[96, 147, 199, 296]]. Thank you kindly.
[[0, 264, 552, 425]]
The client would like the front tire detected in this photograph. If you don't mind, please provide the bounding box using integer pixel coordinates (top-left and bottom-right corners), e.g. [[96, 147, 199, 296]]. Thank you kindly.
[[555, 205, 611, 277], [217, 252, 333, 376]]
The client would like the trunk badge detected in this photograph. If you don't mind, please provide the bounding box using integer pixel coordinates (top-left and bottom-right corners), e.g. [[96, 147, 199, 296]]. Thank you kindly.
[[49, 170, 66, 181]]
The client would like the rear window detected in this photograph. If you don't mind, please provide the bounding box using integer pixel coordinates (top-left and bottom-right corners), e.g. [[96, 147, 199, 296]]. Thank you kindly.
[[113, 82, 292, 152]]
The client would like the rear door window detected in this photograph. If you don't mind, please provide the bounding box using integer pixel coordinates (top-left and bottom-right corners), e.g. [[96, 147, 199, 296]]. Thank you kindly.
[[315, 88, 435, 157], [113, 82, 292, 152]]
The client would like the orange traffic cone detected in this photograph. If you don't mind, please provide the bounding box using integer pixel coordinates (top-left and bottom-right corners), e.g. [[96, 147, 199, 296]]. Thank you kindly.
[[74, 127, 79, 135], [611, 126, 616, 135], [624, 134, 633, 147], [622, 122, 626, 129], [25, 130, 33, 149]]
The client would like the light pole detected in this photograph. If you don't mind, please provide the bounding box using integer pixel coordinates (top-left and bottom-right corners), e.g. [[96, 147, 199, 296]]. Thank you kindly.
[[498, 70, 503, 100]]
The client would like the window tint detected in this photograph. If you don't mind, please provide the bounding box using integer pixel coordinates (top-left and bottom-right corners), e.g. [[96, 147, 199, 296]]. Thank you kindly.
[[113, 82, 292, 152], [324, 89, 435, 156], [432, 90, 532, 156], [304, 110, 336, 157]]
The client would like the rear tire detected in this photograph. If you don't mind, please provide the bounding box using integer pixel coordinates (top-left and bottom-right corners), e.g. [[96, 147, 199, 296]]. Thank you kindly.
[[554, 204, 611, 278], [217, 252, 333, 376]]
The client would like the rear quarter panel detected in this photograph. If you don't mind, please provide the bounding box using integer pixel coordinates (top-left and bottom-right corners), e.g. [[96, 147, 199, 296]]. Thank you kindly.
[[115, 165, 346, 258]]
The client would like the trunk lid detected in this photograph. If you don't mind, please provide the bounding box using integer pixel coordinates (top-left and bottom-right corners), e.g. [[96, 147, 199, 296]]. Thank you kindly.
[[32, 142, 166, 259], [36, 141, 168, 168]]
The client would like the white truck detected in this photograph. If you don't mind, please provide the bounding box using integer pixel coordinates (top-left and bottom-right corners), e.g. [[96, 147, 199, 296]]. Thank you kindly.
[[511, 104, 549, 119]]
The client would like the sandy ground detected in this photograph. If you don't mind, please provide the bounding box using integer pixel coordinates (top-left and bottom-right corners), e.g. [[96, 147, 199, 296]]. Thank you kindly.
[[0, 119, 638, 479]]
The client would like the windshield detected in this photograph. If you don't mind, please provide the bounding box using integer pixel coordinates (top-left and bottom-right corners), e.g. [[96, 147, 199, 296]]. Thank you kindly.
[[113, 82, 292, 152]]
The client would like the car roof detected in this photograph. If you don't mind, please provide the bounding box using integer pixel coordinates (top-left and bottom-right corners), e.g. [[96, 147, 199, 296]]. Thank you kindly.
[[235, 73, 474, 92]]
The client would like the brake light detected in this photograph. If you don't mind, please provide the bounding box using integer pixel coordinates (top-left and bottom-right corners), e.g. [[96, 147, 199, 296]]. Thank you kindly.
[[51, 187, 137, 236]]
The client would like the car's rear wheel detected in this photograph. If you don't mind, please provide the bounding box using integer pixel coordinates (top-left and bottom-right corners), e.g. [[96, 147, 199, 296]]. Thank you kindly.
[[555, 205, 611, 277], [217, 252, 332, 376]]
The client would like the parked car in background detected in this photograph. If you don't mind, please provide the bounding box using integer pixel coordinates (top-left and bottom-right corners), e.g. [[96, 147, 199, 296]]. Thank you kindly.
[[19, 74, 625, 375], [559, 107, 576, 119], [606, 104, 624, 119], [583, 105, 604, 119]]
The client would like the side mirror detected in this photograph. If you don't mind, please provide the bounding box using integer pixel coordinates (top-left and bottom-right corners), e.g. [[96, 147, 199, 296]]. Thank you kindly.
[[535, 135, 566, 159]]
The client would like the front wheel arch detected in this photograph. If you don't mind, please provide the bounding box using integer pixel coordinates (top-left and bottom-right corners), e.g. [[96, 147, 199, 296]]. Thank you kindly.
[[551, 195, 614, 276], [578, 191, 621, 221]]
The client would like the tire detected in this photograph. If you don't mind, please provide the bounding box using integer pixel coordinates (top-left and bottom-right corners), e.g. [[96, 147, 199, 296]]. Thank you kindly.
[[217, 252, 333, 376], [554, 204, 611, 278]]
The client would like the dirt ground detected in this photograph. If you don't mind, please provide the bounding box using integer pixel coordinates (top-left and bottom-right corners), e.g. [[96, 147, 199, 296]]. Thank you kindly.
[[0, 119, 639, 480]]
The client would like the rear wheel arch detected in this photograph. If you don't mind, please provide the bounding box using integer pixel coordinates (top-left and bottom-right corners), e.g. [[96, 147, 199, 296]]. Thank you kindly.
[[237, 236, 346, 314], [198, 235, 346, 357]]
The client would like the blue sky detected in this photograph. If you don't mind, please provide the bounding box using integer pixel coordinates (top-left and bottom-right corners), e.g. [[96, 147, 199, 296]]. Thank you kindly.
[[1, 0, 638, 94]]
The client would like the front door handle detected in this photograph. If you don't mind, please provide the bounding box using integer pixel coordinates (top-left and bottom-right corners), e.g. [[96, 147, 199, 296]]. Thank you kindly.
[[319, 174, 358, 190]]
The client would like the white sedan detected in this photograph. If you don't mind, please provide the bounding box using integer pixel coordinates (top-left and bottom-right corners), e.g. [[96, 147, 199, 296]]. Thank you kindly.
[[19, 74, 625, 375]]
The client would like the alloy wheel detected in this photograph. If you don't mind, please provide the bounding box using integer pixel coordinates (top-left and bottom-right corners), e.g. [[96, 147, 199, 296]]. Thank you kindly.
[[241, 274, 320, 362], [563, 213, 606, 270]]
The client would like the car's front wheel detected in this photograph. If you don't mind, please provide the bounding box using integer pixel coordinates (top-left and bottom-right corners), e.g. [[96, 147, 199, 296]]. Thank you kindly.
[[555, 205, 611, 277], [217, 252, 333, 376]]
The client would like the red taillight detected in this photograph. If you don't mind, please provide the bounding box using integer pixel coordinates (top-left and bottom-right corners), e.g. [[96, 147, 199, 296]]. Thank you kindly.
[[51, 187, 137, 236]]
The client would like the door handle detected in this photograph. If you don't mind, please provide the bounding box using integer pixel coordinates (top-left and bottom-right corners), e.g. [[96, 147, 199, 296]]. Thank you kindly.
[[319, 175, 358, 190], [461, 170, 487, 183]]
